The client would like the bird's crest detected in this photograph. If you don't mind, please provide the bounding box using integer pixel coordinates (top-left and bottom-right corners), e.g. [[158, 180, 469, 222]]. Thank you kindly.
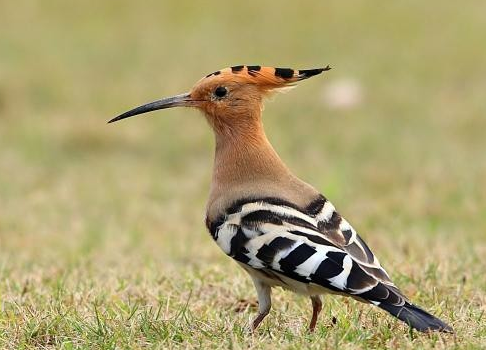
[[203, 65, 331, 93]]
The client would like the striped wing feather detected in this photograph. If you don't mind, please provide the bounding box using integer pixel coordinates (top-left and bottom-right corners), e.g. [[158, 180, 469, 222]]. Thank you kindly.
[[211, 196, 405, 304], [209, 195, 453, 332]]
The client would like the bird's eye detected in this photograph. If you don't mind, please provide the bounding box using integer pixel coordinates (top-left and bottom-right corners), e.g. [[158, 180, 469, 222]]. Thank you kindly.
[[214, 86, 228, 98]]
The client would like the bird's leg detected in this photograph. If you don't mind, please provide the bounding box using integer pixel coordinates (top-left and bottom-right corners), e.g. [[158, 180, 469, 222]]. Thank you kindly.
[[309, 295, 322, 332], [249, 277, 272, 331]]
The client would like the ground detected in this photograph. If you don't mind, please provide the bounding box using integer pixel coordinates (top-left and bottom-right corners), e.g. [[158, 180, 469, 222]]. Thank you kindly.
[[0, 1, 485, 349]]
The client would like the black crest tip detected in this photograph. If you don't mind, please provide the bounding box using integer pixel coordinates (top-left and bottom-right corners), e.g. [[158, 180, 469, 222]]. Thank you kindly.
[[298, 66, 332, 80]]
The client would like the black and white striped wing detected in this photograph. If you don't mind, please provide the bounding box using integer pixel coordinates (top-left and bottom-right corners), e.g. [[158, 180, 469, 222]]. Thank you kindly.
[[207, 196, 453, 332], [208, 196, 406, 305], [312, 197, 394, 284]]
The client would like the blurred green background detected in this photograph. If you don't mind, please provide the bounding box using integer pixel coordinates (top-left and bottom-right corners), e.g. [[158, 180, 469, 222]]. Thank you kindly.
[[1, 1, 485, 348]]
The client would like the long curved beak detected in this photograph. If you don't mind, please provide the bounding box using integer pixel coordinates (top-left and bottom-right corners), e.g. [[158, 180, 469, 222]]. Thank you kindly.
[[108, 92, 192, 123]]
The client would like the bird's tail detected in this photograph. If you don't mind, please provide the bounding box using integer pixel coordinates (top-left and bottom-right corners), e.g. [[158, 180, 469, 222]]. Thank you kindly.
[[378, 301, 453, 333]]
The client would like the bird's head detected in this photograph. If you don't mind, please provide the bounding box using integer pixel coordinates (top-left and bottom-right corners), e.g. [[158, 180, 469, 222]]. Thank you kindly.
[[109, 65, 330, 134]]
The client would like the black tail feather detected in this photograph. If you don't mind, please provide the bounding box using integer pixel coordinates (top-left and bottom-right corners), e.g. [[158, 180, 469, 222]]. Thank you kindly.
[[378, 302, 453, 333]]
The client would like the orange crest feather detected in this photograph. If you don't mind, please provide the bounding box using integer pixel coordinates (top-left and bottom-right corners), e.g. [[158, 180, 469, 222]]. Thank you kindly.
[[204, 65, 331, 92]]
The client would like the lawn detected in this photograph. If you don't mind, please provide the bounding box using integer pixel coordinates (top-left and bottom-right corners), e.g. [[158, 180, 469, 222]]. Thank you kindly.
[[1, 1, 485, 349]]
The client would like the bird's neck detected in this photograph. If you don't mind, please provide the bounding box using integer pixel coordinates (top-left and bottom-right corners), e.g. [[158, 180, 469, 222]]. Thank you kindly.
[[212, 118, 290, 185], [206, 115, 319, 220]]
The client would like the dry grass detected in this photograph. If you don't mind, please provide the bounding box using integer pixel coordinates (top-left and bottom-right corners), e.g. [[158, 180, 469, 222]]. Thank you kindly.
[[1, 1, 485, 349]]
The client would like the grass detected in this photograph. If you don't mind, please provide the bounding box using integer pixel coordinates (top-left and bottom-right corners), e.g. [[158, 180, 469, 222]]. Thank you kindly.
[[1, 0, 485, 348]]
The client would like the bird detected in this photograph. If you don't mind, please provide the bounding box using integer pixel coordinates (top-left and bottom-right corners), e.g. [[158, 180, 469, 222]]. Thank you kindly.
[[109, 65, 453, 333]]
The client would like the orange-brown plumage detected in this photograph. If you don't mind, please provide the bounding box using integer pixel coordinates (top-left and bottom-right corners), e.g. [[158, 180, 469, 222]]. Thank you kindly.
[[191, 65, 329, 134], [187, 65, 328, 220]]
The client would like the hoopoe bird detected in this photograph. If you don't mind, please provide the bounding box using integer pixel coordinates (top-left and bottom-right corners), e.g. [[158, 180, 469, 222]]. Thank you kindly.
[[109, 65, 453, 333]]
